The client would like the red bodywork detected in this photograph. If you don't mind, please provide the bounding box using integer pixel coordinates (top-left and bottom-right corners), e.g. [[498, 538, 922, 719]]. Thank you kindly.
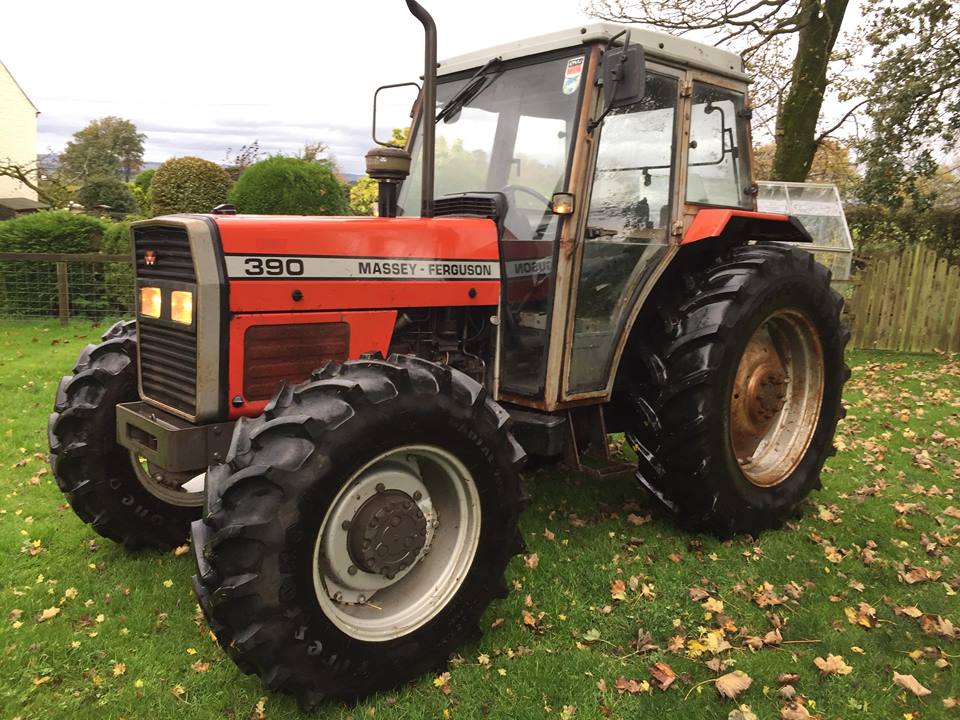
[[682, 209, 807, 245], [213, 215, 501, 417]]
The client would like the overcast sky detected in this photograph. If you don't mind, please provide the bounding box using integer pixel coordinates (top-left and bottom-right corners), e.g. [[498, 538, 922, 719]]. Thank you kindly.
[[4, 0, 866, 177], [5, 0, 603, 175]]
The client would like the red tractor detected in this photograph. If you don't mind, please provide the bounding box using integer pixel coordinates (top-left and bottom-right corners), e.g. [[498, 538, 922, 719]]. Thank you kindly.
[[49, 1, 848, 707]]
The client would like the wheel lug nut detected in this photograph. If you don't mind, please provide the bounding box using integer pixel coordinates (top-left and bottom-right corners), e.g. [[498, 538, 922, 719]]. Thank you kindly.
[[358, 595, 366, 604], [375, 483, 385, 493], [333, 592, 343, 602], [348, 565, 357, 576], [341, 520, 351, 530], [413, 490, 422, 501]]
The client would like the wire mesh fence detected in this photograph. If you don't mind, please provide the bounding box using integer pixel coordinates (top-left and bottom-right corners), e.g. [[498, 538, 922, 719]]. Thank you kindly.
[[0, 252, 133, 322]]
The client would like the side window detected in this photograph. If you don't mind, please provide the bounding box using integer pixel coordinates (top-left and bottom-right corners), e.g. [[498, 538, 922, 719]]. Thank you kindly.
[[686, 83, 751, 207]]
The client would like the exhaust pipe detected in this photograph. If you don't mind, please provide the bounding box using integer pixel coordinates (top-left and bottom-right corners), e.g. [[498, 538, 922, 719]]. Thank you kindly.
[[405, 0, 436, 218]]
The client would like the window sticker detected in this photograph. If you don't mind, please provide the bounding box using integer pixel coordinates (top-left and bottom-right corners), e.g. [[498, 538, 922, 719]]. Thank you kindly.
[[563, 56, 585, 95]]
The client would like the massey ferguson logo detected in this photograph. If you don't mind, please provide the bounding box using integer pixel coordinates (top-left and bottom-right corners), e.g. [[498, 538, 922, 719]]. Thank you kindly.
[[144, 250, 157, 266]]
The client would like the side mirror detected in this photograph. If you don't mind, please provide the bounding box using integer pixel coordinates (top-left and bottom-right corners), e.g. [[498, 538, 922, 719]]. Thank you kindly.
[[372, 82, 421, 147], [601, 44, 645, 109]]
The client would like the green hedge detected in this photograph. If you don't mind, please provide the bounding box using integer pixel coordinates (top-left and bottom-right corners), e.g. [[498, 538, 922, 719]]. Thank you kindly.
[[151, 157, 232, 215], [0, 211, 109, 317], [845, 205, 960, 262], [101, 220, 135, 314], [228, 156, 349, 215]]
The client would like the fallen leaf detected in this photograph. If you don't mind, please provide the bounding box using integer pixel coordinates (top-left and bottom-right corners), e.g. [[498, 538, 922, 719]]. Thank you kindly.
[[192, 660, 210, 673], [703, 597, 724, 614], [525, 553, 539, 569], [892, 672, 931, 697], [648, 661, 676, 691], [728, 705, 759, 720], [626, 513, 651, 526], [250, 696, 267, 720], [543, 528, 556, 541], [716, 671, 752, 699], [560, 705, 576, 720], [780, 701, 813, 719], [37, 606, 60, 623], [174, 544, 190, 556], [112, 662, 126, 676], [814, 654, 852, 676], [611, 579, 627, 601], [614, 676, 650, 694]]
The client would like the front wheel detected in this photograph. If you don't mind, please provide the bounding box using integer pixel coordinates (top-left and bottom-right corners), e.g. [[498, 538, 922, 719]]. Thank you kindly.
[[48, 320, 203, 550], [192, 355, 526, 708], [621, 244, 849, 536]]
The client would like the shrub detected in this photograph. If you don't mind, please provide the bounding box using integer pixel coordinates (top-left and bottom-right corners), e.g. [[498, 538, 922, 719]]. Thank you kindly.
[[0, 211, 108, 316], [228, 156, 349, 215], [101, 220, 135, 313], [845, 205, 960, 263], [77, 176, 139, 214], [151, 157, 232, 215], [132, 168, 156, 193]]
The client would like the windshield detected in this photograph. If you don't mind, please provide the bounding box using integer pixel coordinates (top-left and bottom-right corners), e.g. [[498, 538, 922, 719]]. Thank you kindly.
[[399, 51, 587, 397], [399, 52, 585, 241]]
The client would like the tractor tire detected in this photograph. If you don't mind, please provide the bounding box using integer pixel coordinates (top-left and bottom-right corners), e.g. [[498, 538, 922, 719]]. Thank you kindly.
[[48, 320, 202, 550], [621, 244, 849, 536], [191, 355, 526, 708]]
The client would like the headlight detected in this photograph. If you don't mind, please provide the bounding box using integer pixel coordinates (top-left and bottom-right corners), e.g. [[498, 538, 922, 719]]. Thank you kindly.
[[139, 287, 161, 318], [170, 290, 193, 325]]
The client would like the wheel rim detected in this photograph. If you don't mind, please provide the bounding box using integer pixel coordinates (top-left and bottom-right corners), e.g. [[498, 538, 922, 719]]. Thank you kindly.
[[729, 308, 824, 487], [129, 453, 205, 507], [313, 445, 481, 642]]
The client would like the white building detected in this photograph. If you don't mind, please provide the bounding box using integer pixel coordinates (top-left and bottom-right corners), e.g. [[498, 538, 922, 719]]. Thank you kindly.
[[0, 59, 40, 202]]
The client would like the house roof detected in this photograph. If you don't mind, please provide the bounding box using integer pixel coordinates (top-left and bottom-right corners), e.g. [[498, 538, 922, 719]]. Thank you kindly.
[[0, 60, 39, 114], [0, 197, 49, 211]]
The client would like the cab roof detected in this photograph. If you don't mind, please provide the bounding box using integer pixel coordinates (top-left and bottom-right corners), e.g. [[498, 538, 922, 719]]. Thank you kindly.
[[438, 23, 746, 81]]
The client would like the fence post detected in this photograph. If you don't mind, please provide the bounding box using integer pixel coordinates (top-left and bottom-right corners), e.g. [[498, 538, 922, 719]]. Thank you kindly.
[[56, 261, 70, 325]]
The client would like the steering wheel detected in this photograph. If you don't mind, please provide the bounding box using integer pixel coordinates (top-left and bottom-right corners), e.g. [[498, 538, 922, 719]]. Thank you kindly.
[[501, 184, 554, 240]]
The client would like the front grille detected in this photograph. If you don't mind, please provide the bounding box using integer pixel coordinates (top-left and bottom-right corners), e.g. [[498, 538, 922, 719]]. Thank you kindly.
[[138, 322, 198, 416], [134, 224, 198, 417], [134, 226, 196, 283]]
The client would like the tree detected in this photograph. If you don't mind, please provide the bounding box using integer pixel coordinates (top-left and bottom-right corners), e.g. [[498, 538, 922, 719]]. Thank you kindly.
[[76, 177, 139, 214], [228, 156, 349, 215], [349, 176, 379, 216], [754, 139, 859, 196], [856, 0, 960, 209], [150, 157, 232, 215], [224, 141, 262, 181], [586, 0, 856, 181], [59, 117, 146, 182], [132, 168, 155, 193], [0, 160, 71, 206]]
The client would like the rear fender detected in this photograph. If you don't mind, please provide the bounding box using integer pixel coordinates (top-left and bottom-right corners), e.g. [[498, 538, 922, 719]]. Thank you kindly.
[[682, 209, 812, 245]]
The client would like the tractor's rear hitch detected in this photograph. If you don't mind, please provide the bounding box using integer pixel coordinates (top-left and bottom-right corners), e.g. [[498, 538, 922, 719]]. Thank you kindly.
[[116, 402, 234, 473]]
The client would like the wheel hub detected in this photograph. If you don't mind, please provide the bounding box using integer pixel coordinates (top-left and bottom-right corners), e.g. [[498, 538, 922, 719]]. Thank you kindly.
[[746, 367, 787, 423], [348, 490, 427, 579]]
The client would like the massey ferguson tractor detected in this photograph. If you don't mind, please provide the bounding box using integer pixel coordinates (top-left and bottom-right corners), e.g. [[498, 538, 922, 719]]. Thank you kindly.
[[48, 0, 848, 707]]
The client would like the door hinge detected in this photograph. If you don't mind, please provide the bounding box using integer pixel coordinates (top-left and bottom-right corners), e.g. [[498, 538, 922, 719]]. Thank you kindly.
[[672, 220, 685, 237], [680, 81, 693, 98]]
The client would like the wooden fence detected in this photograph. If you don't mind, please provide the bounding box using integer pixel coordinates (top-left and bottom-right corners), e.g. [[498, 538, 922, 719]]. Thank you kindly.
[[848, 244, 960, 353]]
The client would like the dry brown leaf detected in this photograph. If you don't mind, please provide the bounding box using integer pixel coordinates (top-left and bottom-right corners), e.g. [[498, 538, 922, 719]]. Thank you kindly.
[[728, 705, 759, 720], [844, 602, 878, 628], [780, 701, 813, 719], [614, 676, 649, 694], [777, 673, 800, 685], [814, 653, 852, 676], [610, 579, 627, 601], [543, 528, 556, 541], [626, 513, 651, 526], [716, 671, 752, 699], [892, 672, 931, 697], [648, 661, 676, 691], [688, 587, 710, 602], [525, 553, 539, 569]]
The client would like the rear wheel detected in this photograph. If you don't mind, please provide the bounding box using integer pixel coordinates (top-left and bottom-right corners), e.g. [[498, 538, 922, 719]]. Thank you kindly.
[[192, 355, 526, 708], [620, 244, 849, 536], [48, 320, 202, 550]]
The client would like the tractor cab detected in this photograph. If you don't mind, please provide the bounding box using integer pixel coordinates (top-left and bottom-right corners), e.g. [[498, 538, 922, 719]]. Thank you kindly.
[[391, 24, 755, 409]]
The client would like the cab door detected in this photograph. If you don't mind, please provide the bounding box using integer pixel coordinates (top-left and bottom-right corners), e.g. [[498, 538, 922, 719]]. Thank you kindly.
[[562, 63, 684, 397]]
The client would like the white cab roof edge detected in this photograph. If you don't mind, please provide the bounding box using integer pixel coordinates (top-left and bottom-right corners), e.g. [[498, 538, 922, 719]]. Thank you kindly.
[[438, 23, 747, 81]]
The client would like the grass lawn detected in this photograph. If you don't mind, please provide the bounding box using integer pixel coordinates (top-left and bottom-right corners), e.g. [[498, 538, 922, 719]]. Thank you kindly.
[[1, 319, 958, 720]]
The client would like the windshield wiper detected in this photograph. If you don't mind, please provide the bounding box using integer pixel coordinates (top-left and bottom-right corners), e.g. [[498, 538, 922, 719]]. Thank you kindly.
[[435, 56, 502, 123]]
